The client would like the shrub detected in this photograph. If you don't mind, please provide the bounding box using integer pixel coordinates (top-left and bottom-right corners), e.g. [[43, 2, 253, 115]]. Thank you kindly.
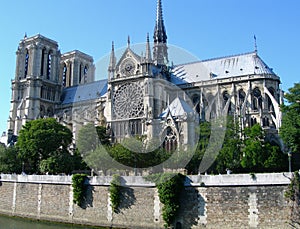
[[110, 174, 121, 213], [72, 174, 88, 207]]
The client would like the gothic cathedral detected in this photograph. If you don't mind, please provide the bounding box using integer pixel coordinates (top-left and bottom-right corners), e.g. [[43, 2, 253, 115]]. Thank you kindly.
[[6, 0, 282, 150]]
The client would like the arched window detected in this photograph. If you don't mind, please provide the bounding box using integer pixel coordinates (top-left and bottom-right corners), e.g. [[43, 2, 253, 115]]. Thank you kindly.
[[263, 116, 269, 127], [24, 49, 29, 78], [46, 51, 52, 79], [163, 126, 177, 152], [40, 48, 46, 76], [250, 117, 257, 126], [192, 94, 200, 113], [69, 63, 72, 86], [84, 65, 88, 83], [252, 87, 262, 111], [238, 89, 246, 105], [40, 105, 45, 118], [223, 91, 231, 113], [79, 64, 82, 84], [40, 86, 44, 99], [62, 64, 67, 87]]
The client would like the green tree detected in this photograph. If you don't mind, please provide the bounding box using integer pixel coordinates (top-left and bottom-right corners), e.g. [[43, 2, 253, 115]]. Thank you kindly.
[[214, 117, 242, 174], [241, 124, 287, 172], [77, 123, 100, 155], [84, 145, 115, 175], [0, 145, 22, 173], [186, 121, 211, 174], [16, 118, 73, 174], [241, 124, 266, 171], [39, 149, 86, 174], [280, 82, 300, 169]]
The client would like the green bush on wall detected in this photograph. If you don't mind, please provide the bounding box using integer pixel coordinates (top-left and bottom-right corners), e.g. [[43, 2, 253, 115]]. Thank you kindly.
[[146, 173, 185, 228], [109, 174, 121, 213], [72, 174, 88, 207]]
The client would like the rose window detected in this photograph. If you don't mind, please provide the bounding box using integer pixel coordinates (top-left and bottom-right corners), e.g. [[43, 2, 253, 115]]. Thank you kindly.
[[113, 83, 144, 119]]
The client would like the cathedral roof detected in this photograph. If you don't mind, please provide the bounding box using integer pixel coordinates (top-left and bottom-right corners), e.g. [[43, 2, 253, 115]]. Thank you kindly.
[[61, 79, 107, 105], [160, 97, 194, 118], [171, 51, 276, 85]]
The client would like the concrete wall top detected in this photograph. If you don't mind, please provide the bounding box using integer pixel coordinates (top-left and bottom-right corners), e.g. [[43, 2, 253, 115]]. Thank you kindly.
[[0, 172, 292, 187]]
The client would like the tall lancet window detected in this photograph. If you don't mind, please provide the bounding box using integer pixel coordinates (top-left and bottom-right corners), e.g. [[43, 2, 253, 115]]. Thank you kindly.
[[24, 49, 29, 78], [46, 51, 52, 80], [79, 64, 82, 84], [252, 87, 262, 111], [69, 63, 72, 86], [62, 64, 67, 87], [40, 48, 46, 76], [84, 65, 88, 83]]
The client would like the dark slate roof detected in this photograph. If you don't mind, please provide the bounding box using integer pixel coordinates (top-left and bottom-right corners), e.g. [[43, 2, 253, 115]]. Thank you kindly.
[[61, 79, 107, 105], [171, 51, 276, 85]]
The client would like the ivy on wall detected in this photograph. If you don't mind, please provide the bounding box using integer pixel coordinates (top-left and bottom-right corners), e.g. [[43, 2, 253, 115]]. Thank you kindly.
[[109, 174, 121, 213], [285, 171, 300, 225], [72, 174, 88, 207], [146, 173, 185, 228]]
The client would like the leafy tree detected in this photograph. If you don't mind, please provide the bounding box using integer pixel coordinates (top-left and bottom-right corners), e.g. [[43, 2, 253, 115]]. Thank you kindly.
[[214, 117, 242, 174], [84, 145, 116, 175], [39, 149, 86, 174], [146, 173, 185, 227], [16, 118, 73, 174], [241, 124, 266, 171], [263, 143, 287, 172], [186, 121, 211, 174], [241, 124, 287, 172], [77, 123, 100, 155], [280, 82, 300, 169], [0, 145, 22, 173]]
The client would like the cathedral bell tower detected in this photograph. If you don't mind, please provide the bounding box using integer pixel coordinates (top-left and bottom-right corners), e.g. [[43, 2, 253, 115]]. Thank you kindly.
[[8, 34, 61, 135]]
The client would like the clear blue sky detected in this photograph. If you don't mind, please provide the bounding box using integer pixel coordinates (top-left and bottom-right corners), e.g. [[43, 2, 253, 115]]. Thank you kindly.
[[0, 0, 299, 133]]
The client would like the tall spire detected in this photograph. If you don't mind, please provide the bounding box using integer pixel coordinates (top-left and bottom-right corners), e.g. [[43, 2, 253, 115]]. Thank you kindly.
[[108, 41, 116, 73], [153, 0, 167, 43], [145, 33, 152, 62], [153, 0, 168, 65]]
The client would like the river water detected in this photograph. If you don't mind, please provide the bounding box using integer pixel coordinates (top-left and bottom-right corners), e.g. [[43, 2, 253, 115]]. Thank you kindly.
[[0, 214, 105, 229]]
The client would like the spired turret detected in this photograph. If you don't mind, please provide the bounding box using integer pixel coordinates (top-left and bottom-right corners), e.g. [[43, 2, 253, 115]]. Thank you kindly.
[[153, 0, 168, 66]]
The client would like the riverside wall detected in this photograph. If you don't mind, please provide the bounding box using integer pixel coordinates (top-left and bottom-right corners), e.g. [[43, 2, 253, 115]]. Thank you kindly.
[[0, 173, 294, 229]]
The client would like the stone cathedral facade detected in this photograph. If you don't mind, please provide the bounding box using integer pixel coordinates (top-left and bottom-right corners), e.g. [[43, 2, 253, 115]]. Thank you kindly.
[[6, 0, 283, 149]]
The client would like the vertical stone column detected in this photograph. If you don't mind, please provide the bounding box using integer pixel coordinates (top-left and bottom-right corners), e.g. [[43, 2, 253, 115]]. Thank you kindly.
[[12, 182, 17, 214], [37, 183, 42, 219], [248, 192, 259, 228], [198, 187, 207, 226], [153, 188, 160, 223], [69, 184, 74, 222], [107, 192, 113, 222]]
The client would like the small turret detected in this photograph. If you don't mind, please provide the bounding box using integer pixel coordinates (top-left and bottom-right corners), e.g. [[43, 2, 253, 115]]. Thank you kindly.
[[145, 33, 152, 62], [108, 41, 116, 80]]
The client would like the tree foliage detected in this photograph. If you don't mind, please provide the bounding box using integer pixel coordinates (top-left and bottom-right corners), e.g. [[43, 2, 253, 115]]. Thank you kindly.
[[280, 83, 300, 165], [72, 174, 88, 207], [146, 173, 185, 228], [0, 145, 22, 173], [16, 118, 76, 174], [109, 174, 121, 213], [241, 124, 287, 172]]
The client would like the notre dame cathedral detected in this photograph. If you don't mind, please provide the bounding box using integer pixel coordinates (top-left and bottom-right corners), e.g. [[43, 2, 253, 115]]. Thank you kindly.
[[6, 0, 283, 149]]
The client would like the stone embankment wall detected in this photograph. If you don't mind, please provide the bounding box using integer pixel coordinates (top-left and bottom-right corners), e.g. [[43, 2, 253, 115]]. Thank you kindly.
[[0, 173, 293, 229]]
